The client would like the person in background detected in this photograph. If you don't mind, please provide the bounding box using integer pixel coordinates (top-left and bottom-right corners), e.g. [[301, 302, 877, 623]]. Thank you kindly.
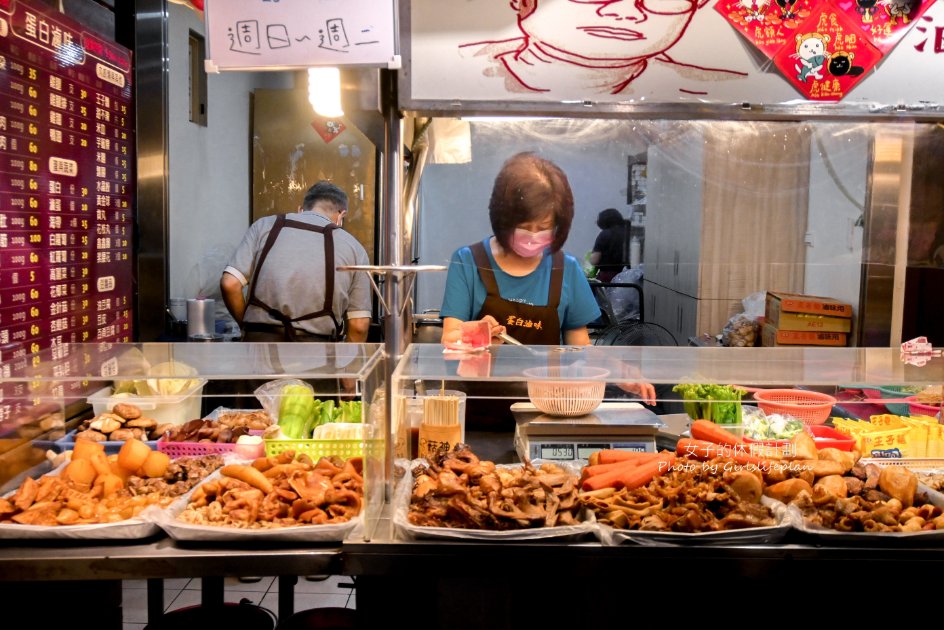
[[589, 208, 627, 282], [220, 181, 371, 343], [440, 152, 655, 403]]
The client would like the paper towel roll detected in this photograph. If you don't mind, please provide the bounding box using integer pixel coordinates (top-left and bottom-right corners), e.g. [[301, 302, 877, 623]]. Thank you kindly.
[[187, 298, 215, 337]]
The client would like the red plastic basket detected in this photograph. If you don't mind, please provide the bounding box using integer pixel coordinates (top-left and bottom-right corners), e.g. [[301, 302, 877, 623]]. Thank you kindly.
[[752, 389, 837, 426], [907, 396, 940, 417], [742, 425, 855, 451]]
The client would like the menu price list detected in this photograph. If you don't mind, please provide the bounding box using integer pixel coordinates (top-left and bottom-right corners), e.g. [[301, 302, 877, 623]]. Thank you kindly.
[[0, 0, 133, 431]]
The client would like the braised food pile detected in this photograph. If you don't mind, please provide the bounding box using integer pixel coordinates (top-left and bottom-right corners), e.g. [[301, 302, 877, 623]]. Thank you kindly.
[[408, 444, 581, 530], [161, 418, 260, 444], [177, 450, 363, 529], [786, 462, 944, 532], [75, 403, 173, 442], [915, 471, 944, 492], [581, 458, 776, 532], [0, 438, 221, 526]]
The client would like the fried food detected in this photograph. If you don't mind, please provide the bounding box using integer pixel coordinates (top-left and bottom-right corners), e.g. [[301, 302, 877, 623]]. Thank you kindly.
[[179, 452, 363, 529], [764, 478, 813, 504], [878, 466, 917, 508], [582, 458, 777, 532], [408, 445, 580, 530], [0, 455, 222, 526]]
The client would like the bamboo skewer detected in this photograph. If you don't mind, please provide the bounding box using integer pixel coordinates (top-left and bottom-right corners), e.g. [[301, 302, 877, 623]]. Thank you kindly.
[[423, 395, 460, 427]]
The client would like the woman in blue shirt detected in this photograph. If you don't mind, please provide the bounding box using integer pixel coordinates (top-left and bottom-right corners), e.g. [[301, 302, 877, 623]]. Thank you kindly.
[[440, 152, 598, 346], [440, 152, 654, 401]]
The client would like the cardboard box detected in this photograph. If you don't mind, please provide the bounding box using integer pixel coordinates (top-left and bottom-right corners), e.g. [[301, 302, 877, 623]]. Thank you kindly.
[[766, 291, 853, 319], [763, 308, 852, 333], [762, 323, 848, 346]]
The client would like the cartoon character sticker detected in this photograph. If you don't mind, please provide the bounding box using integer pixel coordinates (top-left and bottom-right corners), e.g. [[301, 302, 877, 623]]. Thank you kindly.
[[715, 0, 823, 59], [794, 31, 830, 80], [833, 0, 936, 53], [773, 7, 882, 100]]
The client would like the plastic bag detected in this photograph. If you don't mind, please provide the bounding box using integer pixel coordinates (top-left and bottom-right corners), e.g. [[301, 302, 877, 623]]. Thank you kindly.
[[604, 266, 644, 322], [721, 291, 765, 347], [253, 378, 313, 424], [582, 252, 598, 279]]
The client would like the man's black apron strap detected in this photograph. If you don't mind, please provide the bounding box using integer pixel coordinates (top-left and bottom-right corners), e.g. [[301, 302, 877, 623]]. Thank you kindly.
[[246, 215, 343, 341]]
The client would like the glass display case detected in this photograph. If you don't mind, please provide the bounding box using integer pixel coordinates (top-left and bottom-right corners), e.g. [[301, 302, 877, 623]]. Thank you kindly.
[[391, 343, 944, 463], [0, 342, 387, 537]]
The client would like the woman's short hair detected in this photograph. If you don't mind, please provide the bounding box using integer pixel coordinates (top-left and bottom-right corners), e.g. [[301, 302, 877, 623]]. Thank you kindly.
[[596, 208, 624, 230], [488, 152, 574, 253]]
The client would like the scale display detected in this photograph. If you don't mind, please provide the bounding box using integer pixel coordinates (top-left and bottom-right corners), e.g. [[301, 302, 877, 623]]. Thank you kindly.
[[0, 0, 134, 428], [512, 402, 664, 463], [531, 441, 655, 463]]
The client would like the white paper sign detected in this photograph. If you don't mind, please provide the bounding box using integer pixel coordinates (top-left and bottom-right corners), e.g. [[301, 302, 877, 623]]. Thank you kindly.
[[204, 0, 399, 72]]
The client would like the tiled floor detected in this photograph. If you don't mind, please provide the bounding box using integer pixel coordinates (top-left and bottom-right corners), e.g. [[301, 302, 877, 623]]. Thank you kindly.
[[122, 575, 356, 629]]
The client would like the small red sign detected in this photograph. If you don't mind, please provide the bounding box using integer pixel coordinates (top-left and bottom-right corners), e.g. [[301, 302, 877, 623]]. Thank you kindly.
[[772, 6, 883, 100], [831, 0, 936, 53], [311, 117, 346, 143], [715, 0, 825, 59]]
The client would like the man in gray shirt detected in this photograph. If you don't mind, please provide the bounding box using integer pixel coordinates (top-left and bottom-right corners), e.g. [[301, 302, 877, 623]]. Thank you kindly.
[[220, 181, 371, 342]]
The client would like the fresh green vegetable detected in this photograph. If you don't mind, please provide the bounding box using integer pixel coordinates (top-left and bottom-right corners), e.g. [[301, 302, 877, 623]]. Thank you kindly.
[[672, 384, 745, 425], [744, 412, 804, 440], [337, 401, 362, 424], [278, 392, 363, 439], [277, 384, 317, 439]]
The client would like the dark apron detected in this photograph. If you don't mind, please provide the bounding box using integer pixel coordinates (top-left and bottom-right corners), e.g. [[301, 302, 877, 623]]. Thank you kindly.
[[463, 242, 564, 435], [243, 214, 343, 342], [470, 241, 564, 345]]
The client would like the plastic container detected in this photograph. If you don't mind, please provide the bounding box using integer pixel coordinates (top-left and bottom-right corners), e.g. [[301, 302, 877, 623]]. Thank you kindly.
[[752, 389, 836, 426], [264, 438, 383, 460], [523, 366, 608, 417], [807, 425, 856, 451], [907, 396, 940, 417], [157, 430, 265, 459], [735, 424, 855, 451], [55, 430, 158, 455], [87, 380, 206, 426], [874, 385, 917, 416]]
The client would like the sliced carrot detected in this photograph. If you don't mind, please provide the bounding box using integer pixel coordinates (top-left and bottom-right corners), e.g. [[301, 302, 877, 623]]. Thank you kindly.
[[582, 451, 676, 491], [581, 453, 661, 480], [611, 451, 676, 491], [596, 449, 660, 465], [580, 459, 642, 489], [690, 420, 743, 446], [676, 438, 770, 468]]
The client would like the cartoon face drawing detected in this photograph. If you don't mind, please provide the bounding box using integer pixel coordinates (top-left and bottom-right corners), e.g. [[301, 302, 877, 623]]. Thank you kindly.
[[884, 0, 916, 25], [518, 0, 699, 62], [794, 32, 830, 82], [738, 0, 770, 22], [856, 0, 878, 23], [826, 50, 865, 76], [775, 0, 798, 19]]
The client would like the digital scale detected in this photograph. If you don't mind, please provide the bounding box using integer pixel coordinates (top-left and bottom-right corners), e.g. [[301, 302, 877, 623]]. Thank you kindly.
[[512, 402, 666, 462]]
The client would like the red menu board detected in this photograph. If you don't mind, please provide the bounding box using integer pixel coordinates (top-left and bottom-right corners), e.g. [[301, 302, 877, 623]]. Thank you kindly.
[[0, 0, 133, 426]]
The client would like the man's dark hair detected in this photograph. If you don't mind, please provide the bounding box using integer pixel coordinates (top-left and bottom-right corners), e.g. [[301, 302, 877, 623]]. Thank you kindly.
[[597, 208, 624, 230], [488, 152, 574, 253], [302, 181, 348, 213]]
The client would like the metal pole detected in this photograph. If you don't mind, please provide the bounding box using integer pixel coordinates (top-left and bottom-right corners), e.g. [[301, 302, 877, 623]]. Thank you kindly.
[[381, 69, 402, 500]]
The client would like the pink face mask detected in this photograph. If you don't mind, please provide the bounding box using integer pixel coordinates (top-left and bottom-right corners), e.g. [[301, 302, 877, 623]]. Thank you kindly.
[[510, 228, 554, 258]]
